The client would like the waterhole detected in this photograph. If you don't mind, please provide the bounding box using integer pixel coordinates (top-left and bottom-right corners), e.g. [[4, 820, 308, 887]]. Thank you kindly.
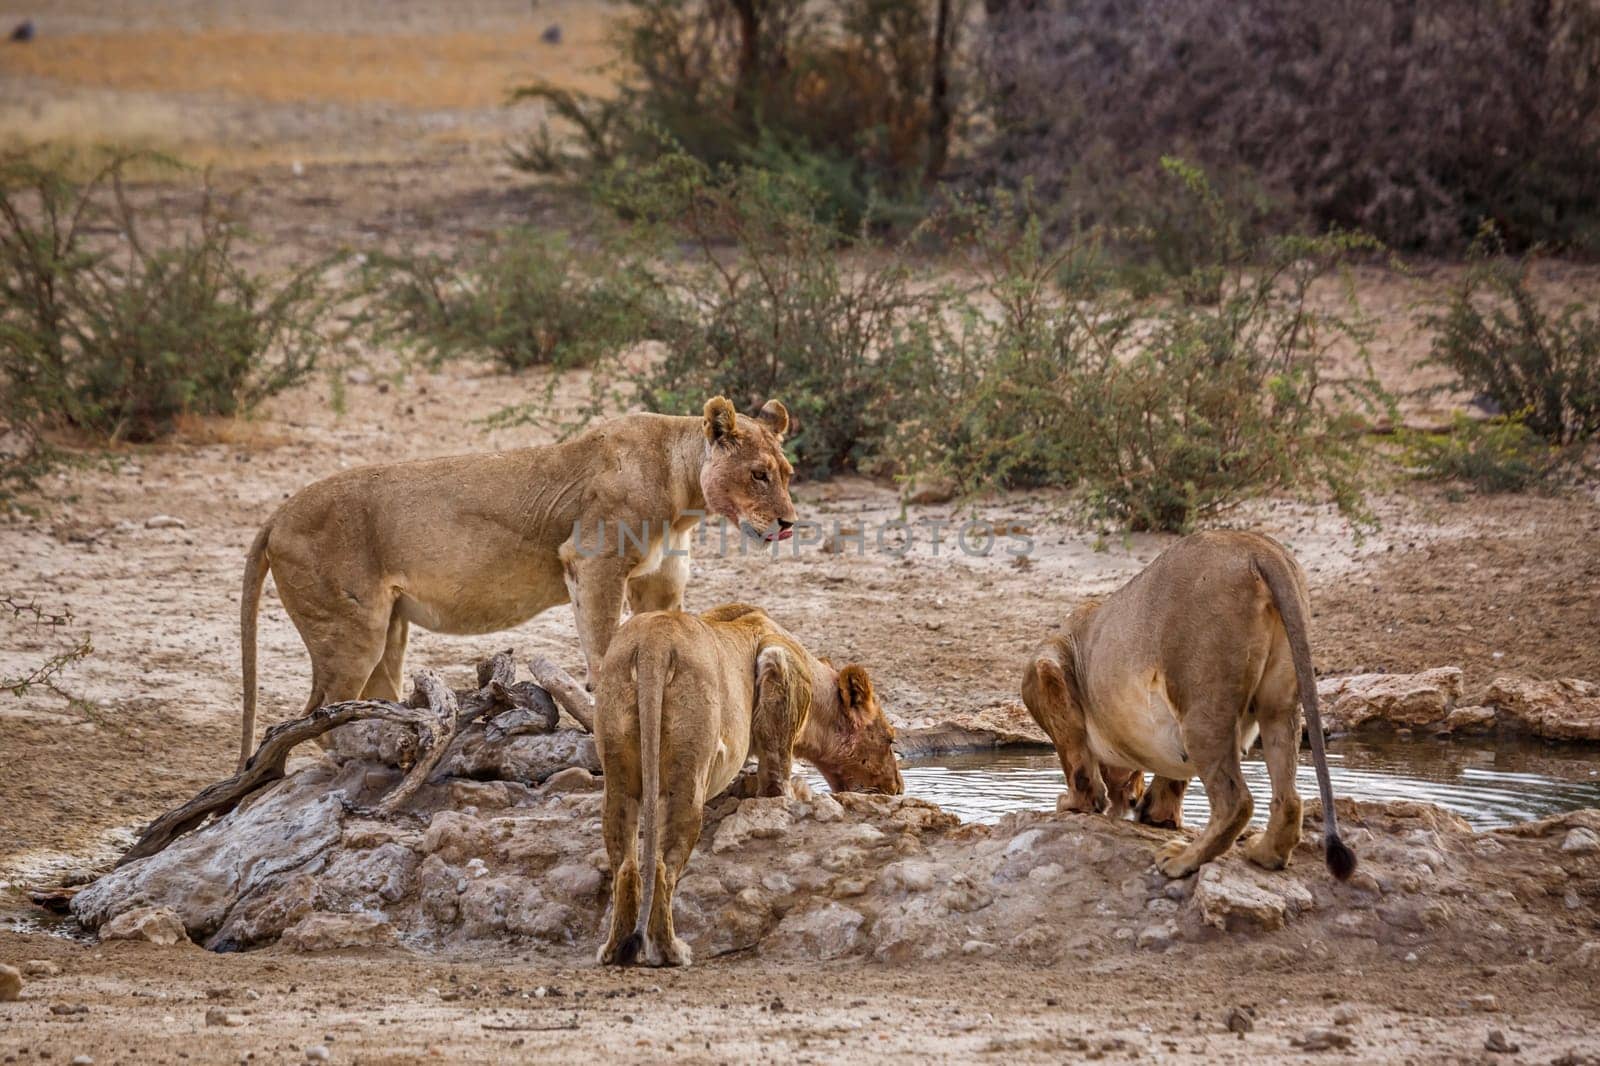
[[821, 736, 1600, 830]]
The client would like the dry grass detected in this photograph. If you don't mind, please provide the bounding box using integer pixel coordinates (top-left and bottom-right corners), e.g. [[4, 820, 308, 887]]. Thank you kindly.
[[5, 20, 619, 110]]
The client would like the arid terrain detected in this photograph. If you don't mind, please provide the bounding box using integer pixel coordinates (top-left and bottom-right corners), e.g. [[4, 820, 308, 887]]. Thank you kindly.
[[3, 3, 1599, 1063]]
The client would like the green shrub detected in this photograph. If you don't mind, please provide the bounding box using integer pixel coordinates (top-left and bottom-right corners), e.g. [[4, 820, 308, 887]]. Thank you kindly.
[[1426, 246, 1600, 445], [1403, 413, 1557, 494], [0, 149, 332, 444], [512, 0, 960, 231], [600, 154, 932, 477], [361, 229, 655, 372], [900, 186, 1386, 532]]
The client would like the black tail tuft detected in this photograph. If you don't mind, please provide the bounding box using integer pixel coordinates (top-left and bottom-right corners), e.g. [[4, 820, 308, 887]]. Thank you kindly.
[[615, 931, 643, 966], [1325, 835, 1357, 881]]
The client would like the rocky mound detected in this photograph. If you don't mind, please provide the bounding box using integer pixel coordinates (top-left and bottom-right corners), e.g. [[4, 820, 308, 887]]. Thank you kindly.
[[70, 734, 1600, 968]]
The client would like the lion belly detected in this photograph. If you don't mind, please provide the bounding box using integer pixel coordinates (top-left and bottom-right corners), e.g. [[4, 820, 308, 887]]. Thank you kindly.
[[1085, 676, 1193, 780]]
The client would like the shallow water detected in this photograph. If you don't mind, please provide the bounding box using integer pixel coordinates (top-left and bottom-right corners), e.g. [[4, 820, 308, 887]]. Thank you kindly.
[[821, 736, 1600, 829]]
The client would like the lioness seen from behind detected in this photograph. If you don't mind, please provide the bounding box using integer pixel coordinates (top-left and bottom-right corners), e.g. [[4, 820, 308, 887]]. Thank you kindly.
[[595, 603, 904, 967], [238, 397, 796, 766], [1021, 531, 1356, 880]]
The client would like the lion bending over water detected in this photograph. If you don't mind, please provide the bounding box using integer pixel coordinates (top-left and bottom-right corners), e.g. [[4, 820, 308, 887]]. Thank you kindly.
[[1021, 531, 1355, 880], [595, 603, 903, 967]]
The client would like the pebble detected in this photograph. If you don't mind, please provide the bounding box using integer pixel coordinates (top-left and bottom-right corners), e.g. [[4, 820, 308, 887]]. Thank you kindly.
[[0, 964, 21, 1002], [1484, 1030, 1520, 1054], [1225, 1006, 1255, 1034], [144, 514, 186, 530], [71, 1058, 93, 1066], [1295, 1029, 1353, 1051], [1332, 1004, 1360, 1026], [244, 988, 261, 1001], [22, 960, 62, 978], [304, 1048, 330, 1063], [205, 1006, 245, 1027], [1467, 993, 1500, 1013]]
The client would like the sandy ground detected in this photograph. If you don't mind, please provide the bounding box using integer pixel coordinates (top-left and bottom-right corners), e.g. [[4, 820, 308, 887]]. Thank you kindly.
[[3, 4, 1600, 1062]]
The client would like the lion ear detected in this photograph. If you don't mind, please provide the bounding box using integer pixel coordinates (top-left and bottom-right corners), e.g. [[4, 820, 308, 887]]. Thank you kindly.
[[836, 665, 875, 722], [756, 399, 789, 438], [704, 396, 739, 444]]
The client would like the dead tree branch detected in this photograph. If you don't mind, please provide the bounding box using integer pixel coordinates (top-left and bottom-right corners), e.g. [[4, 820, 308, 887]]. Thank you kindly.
[[118, 650, 564, 866], [527, 655, 595, 733]]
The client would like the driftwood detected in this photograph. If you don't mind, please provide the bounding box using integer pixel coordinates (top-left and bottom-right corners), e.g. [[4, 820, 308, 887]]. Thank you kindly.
[[528, 654, 596, 733], [117, 650, 572, 866]]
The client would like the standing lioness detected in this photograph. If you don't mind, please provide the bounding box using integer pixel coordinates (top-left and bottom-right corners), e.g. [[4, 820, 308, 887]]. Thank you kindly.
[[595, 603, 903, 967], [238, 397, 796, 765], [1021, 531, 1355, 880]]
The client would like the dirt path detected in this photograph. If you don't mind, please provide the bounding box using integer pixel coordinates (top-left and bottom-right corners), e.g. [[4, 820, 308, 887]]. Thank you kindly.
[[2, 933, 1597, 1065]]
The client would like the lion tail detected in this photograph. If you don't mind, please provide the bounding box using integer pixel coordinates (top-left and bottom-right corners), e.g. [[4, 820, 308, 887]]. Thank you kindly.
[[1255, 546, 1357, 881], [618, 641, 674, 965], [239, 522, 272, 771]]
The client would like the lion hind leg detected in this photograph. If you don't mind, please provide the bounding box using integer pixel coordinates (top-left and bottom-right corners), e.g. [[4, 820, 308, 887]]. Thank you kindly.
[[1155, 722, 1253, 879], [1243, 707, 1304, 870], [599, 785, 642, 965], [643, 778, 704, 967]]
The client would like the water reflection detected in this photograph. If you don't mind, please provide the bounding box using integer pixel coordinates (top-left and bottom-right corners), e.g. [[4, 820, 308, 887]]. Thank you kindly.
[[809, 735, 1600, 829]]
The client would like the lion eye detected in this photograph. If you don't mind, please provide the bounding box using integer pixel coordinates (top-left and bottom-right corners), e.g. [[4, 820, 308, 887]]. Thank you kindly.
[[752, 470, 769, 483]]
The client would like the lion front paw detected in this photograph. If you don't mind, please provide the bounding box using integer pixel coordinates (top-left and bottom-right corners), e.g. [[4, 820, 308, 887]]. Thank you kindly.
[[1154, 839, 1201, 879]]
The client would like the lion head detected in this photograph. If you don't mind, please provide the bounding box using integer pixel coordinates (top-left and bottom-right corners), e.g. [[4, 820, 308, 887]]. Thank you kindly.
[[700, 397, 797, 542], [808, 665, 904, 796]]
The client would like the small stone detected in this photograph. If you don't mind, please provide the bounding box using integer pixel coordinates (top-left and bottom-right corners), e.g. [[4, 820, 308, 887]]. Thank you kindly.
[[1225, 1006, 1255, 1034], [1468, 993, 1500, 1013], [1561, 827, 1600, 855], [144, 514, 186, 530], [101, 905, 190, 946], [205, 1006, 245, 1027], [542, 766, 599, 793], [1136, 922, 1177, 951], [1484, 1030, 1520, 1054], [0, 964, 21, 1001], [50, 1004, 88, 1015], [1332, 1004, 1359, 1026], [71, 1058, 93, 1066], [304, 1048, 330, 1063], [22, 960, 61, 977], [1295, 1029, 1352, 1051], [244, 988, 261, 1001]]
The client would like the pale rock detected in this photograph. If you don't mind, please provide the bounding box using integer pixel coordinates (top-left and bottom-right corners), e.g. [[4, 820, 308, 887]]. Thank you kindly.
[[711, 797, 793, 854], [880, 860, 942, 894], [421, 810, 498, 864], [22, 959, 60, 977], [546, 861, 603, 900], [1444, 705, 1496, 733], [1136, 922, 1177, 950], [1560, 827, 1600, 855], [1485, 676, 1600, 740], [1027, 862, 1065, 884], [144, 514, 186, 529], [542, 766, 599, 793], [101, 905, 191, 946], [280, 911, 396, 951], [771, 902, 866, 960], [1318, 668, 1463, 731], [1192, 864, 1313, 932]]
